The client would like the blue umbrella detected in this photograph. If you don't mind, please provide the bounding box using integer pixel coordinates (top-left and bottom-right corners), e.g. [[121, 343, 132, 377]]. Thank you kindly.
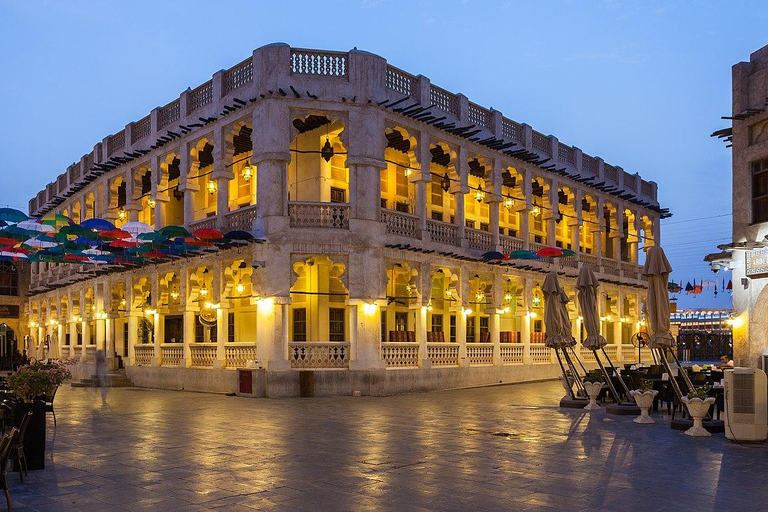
[[81, 218, 116, 231]]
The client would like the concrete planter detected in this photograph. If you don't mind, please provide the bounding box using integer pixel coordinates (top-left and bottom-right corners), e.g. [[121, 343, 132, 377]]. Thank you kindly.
[[583, 381, 603, 411], [559, 375, 574, 400], [681, 396, 716, 437], [630, 390, 658, 424]]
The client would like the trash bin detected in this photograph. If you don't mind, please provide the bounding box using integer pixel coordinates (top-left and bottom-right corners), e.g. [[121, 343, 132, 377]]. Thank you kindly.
[[299, 371, 314, 397], [238, 369, 253, 394]]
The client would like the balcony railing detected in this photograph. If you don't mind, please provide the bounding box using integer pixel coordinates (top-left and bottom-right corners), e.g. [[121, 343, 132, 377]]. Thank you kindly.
[[427, 343, 460, 366], [467, 343, 494, 365], [500, 234, 524, 253], [289, 342, 350, 369], [190, 343, 217, 368], [381, 209, 419, 238], [427, 220, 459, 246], [224, 204, 257, 232], [529, 344, 553, 364], [289, 202, 349, 229], [161, 344, 183, 367], [500, 345, 524, 365], [225, 343, 258, 368], [466, 228, 493, 251], [381, 342, 420, 368], [134, 344, 154, 366]]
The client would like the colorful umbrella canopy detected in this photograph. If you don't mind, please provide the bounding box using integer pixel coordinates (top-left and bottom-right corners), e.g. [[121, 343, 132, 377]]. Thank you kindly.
[[81, 218, 116, 231], [158, 225, 190, 238], [482, 251, 507, 261], [121, 221, 154, 237], [224, 230, 255, 241], [99, 229, 132, 240], [537, 247, 563, 257], [642, 246, 674, 349], [15, 220, 55, 233], [192, 228, 224, 240], [0, 208, 28, 223], [58, 225, 96, 238], [509, 250, 540, 260], [39, 213, 74, 228], [576, 265, 607, 350], [0, 225, 36, 240]]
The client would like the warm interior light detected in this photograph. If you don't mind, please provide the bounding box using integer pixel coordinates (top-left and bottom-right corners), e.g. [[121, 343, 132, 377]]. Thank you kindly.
[[404, 168, 412, 177], [426, 301, 433, 311], [236, 283, 245, 294], [362, 302, 378, 316], [207, 180, 217, 195], [118, 209, 127, 221], [241, 164, 253, 182], [527, 312, 537, 319], [148, 199, 156, 209], [200, 287, 209, 297], [475, 291, 485, 302], [530, 205, 541, 217], [145, 308, 156, 315], [170, 289, 180, 300], [463, 308, 473, 315], [120, 299, 127, 307], [504, 197, 515, 210], [532, 296, 541, 307], [504, 292, 513, 303]]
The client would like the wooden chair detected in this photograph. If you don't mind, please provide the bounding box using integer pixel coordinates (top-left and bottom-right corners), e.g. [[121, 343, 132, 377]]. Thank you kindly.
[[9, 411, 32, 483], [0, 428, 18, 511], [44, 386, 58, 426]]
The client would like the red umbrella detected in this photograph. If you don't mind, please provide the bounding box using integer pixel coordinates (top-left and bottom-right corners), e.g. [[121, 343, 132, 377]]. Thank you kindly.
[[100, 229, 132, 240], [64, 254, 88, 262], [143, 250, 169, 259], [0, 237, 20, 246], [184, 237, 213, 247], [536, 247, 563, 257], [110, 239, 139, 248], [192, 228, 224, 240], [0, 245, 33, 255]]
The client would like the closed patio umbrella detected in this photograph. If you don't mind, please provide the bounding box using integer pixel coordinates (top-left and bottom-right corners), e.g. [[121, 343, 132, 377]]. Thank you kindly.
[[544, 271, 585, 402], [642, 246, 674, 349], [576, 265, 606, 350]]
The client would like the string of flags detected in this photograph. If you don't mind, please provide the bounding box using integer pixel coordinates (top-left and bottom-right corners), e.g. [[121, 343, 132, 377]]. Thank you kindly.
[[668, 278, 732, 299]]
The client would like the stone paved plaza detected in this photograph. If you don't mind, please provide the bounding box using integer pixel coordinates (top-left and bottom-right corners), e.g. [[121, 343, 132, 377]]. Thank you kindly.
[[8, 381, 768, 511]]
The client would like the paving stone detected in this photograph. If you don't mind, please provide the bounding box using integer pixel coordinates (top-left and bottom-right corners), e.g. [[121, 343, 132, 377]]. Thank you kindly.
[[7, 381, 768, 510]]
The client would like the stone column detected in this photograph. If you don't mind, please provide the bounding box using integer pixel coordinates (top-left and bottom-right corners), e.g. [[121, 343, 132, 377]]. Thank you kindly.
[[349, 162, 385, 221], [522, 278, 533, 364], [105, 317, 116, 370], [594, 196, 604, 260], [182, 310, 195, 367], [127, 314, 138, 366], [491, 311, 501, 365], [519, 168, 531, 250], [547, 179, 559, 246], [215, 307, 227, 369], [80, 318, 90, 362], [414, 304, 429, 368], [257, 299, 290, 370], [457, 308, 468, 363], [151, 312, 162, 366], [572, 188, 582, 253], [350, 302, 385, 370]]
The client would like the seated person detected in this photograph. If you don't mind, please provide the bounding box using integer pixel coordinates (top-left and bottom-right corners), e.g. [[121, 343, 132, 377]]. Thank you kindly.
[[718, 355, 734, 369]]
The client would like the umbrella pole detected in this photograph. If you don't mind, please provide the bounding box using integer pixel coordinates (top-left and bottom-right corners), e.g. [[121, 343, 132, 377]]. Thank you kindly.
[[568, 345, 589, 375], [555, 348, 577, 400], [594, 350, 622, 404], [561, 348, 586, 397], [656, 348, 685, 403], [667, 347, 694, 394], [600, 347, 633, 402]]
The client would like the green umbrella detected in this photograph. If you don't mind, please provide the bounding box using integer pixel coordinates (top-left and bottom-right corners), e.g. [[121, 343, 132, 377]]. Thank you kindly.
[[0, 225, 36, 241], [158, 225, 190, 238], [0, 208, 29, 223]]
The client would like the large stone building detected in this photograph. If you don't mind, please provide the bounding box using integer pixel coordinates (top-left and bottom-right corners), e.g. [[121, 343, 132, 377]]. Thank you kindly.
[[0, 261, 29, 369], [714, 43, 768, 368], [26, 44, 665, 395]]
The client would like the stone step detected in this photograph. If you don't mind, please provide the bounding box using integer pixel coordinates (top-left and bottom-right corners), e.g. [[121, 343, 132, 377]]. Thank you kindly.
[[70, 372, 133, 388]]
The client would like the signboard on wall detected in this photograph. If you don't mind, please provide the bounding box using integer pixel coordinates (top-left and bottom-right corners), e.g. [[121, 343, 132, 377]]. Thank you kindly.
[[746, 249, 768, 277], [0, 305, 20, 318]]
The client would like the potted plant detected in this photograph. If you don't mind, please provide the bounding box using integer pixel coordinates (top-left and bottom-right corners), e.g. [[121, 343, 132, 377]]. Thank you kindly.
[[582, 373, 604, 411], [681, 385, 715, 437], [7, 359, 72, 470], [629, 379, 658, 424]]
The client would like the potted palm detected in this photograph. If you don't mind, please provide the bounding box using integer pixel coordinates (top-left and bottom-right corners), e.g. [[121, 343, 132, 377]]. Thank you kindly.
[[681, 385, 715, 437], [582, 373, 604, 411], [629, 379, 658, 424], [7, 359, 72, 470]]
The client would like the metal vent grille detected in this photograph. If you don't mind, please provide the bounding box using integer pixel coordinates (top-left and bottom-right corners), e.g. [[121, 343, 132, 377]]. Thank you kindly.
[[733, 373, 755, 415]]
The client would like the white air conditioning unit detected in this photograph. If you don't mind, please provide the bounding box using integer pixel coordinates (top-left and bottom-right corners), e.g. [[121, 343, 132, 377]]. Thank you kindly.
[[724, 367, 768, 442]]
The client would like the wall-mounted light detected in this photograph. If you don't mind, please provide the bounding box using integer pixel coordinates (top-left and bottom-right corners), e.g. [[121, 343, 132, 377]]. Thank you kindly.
[[362, 302, 378, 316], [526, 311, 538, 319], [496, 307, 510, 314], [241, 164, 253, 182], [463, 308, 473, 315], [145, 308, 156, 315], [404, 168, 412, 177], [426, 301, 433, 311], [207, 180, 217, 195]]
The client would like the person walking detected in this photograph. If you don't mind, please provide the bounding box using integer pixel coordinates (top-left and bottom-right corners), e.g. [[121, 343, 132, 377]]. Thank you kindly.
[[95, 349, 108, 404]]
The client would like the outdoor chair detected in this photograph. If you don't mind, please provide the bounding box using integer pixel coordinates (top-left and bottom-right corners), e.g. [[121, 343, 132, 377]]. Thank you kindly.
[[44, 386, 58, 426], [0, 427, 18, 511], [10, 411, 32, 483]]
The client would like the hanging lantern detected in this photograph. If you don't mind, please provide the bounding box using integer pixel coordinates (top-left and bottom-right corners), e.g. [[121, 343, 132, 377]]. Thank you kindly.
[[241, 164, 253, 182], [170, 289, 180, 301], [236, 283, 245, 294], [504, 197, 515, 210], [207, 180, 217, 195], [474, 184, 485, 203], [321, 136, 334, 162], [441, 172, 451, 192], [147, 199, 156, 209], [118, 208, 127, 221], [530, 205, 541, 217]]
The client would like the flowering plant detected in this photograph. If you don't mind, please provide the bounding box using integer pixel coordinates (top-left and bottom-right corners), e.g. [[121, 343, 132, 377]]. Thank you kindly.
[[7, 359, 73, 403]]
